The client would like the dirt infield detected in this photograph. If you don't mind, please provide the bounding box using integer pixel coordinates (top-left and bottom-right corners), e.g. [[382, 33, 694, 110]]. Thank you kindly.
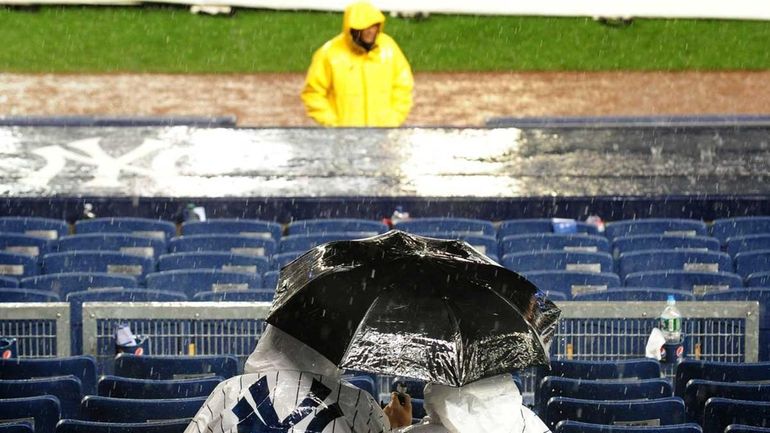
[[1, 71, 768, 126]]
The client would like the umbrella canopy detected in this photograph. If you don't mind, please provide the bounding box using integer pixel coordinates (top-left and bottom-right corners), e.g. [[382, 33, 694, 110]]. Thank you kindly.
[[266, 230, 560, 387]]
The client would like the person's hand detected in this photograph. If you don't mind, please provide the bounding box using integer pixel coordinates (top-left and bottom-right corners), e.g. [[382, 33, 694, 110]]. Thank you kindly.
[[383, 391, 412, 429]]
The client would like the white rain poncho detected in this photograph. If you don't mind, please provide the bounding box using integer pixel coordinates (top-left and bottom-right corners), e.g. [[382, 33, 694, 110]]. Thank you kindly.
[[401, 375, 550, 433], [185, 325, 390, 433]]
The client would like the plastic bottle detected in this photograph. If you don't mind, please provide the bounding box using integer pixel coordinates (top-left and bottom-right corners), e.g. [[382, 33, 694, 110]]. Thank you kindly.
[[659, 295, 682, 343]]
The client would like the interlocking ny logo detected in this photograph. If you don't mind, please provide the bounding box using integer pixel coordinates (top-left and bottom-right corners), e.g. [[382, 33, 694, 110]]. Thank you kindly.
[[22, 138, 166, 188], [232, 376, 345, 433]]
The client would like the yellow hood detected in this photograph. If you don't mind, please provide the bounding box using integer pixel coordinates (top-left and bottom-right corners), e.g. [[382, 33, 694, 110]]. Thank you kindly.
[[343, 1, 385, 32]]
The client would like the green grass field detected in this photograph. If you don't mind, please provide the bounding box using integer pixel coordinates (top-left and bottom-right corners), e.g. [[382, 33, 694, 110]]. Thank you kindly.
[[1, 6, 769, 72]]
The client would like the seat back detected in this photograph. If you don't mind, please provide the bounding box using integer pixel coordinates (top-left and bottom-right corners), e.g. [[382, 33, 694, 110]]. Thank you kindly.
[[343, 375, 377, 399], [55, 419, 189, 433], [79, 395, 205, 422], [97, 375, 222, 399], [0, 356, 97, 395], [0, 396, 60, 433], [711, 217, 770, 245], [0, 217, 68, 241], [727, 235, 770, 257], [724, 425, 770, 433], [0, 252, 38, 279], [419, 232, 499, 257], [605, 219, 707, 240], [182, 219, 282, 241], [684, 380, 770, 424], [554, 421, 703, 433], [735, 250, 770, 278], [271, 251, 304, 270], [0, 423, 34, 433], [748, 272, 770, 287], [523, 271, 621, 298], [541, 358, 661, 382], [612, 234, 720, 257], [193, 289, 275, 302], [0, 376, 81, 419], [114, 354, 239, 380], [41, 252, 154, 283], [618, 250, 733, 278], [168, 235, 276, 257], [501, 233, 610, 256], [703, 398, 770, 433], [158, 252, 269, 275], [286, 219, 388, 236], [0, 289, 60, 302], [544, 397, 686, 430], [498, 219, 598, 237], [0, 233, 54, 258], [674, 360, 770, 397], [279, 232, 374, 254], [393, 218, 496, 237], [624, 270, 743, 296], [503, 251, 614, 274], [701, 288, 770, 361], [57, 234, 166, 259], [75, 218, 176, 241], [0, 276, 18, 288], [20, 272, 137, 299], [262, 270, 280, 290], [146, 269, 263, 298]]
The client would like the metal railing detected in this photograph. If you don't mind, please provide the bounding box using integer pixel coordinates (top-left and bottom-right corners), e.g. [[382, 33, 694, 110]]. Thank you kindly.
[[0, 302, 71, 357]]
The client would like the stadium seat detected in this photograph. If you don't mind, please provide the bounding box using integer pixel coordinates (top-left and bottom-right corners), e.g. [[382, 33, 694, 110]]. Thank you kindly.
[[192, 289, 274, 302], [42, 252, 155, 283], [673, 360, 770, 398], [725, 425, 770, 433], [0, 276, 19, 288], [572, 288, 695, 301], [684, 380, 770, 424], [55, 419, 189, 433], [79, 395, 206, 422], [747, 272, 770, 287], [711, 217, 770, 245], [0, 356, 97, 395], [286, 219, 388, 236], [343, 375, 377, 399], [20, 272, 138, 299], [700, 288, 770, 361], [0, 376, 81, 419], [703, 398, 770, 433], [97, 375, 222, 399], [727, 235, 770, 257], [182, 219, 282, 241], [0, 423, 33, 433], [75, 218, 176, 241], [605, 218, 708, 240], [522, 271, 621, 298], [554, 421, 703, 433], [417, 232, 499, 257], [263, 270, 279, 289], [0, 252, 39, 279], [503, 251, 614, 274], [146, 269, 263, 298], [393, 218, 495, 237], [498, 219, 599, 237], [540, 358, 661, 381], [0, 233, 54, 257], [0, 396, 60, 433], [734, 250, 770, 278], [0, 288, 60, 302], [279, 232, 374, 254], [612, 234, 720, 257], [0, 217, 68, 240], [617, 250, 733, 278], [544, 397, 686, 430], [114, 354, 239, 380], [536, 377, 673, 417], [500, 233, 610, 256], [57, 234, 166, 259], [168, 235, 276, 257], [271, 251, 304, 269], [624, 270, 743, 296], [158, 252, 269, 275]]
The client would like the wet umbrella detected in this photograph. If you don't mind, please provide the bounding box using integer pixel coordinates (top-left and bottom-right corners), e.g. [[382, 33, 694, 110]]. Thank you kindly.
[[266, 230, 560, 387]]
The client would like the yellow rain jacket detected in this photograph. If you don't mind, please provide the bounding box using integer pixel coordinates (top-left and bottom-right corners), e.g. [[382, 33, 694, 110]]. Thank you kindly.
[[301, 1, 414, 127]]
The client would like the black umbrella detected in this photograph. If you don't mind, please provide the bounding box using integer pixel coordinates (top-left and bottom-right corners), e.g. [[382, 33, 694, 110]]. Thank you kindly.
[[266, 230, 560, 387]]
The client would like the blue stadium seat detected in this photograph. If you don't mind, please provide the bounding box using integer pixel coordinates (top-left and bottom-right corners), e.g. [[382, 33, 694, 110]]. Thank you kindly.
[[554, 421, 703, 433], [684, 380, 770, 424], [544, 397, 686, 430], [523, 271, 621, 298], [182, 219, 282, 241], [541, 358, 661, 381], [0, 289, 60, 302], [55, 419, 189, 433], [286, 219, 388, 236], [20, 272, 137, 299], [673, 360, 770, 398], [501, 234, 610, 256], [624, 270, 743, 295], [536, 377, 673, 417], [42, 252, 154, 283], [279, 232, 374, 254], [114, 354, 239, 380], [0, 423, 33, 433], [612, 234, 720, 257], [193, 289, 274, 302], [498, 219, 599, 237], [168, 235, 276, 257], [703, 398, 770, 433], [573, 288, 695, 301], [0, 233, 54, 257], [75, 218, 176, 241], [711, 217, 770, 245], [0, 252, 39, 279], [725, 426, 770, 433], [263, 270, 279, 289], [79, 395, 206, 422], [735, 250, 770, 278], [0, 277, 18, 288], [727, 235, 770, 257], [146, 269, 263, 298], [97, 375, 222, 399], [393, 218, 495, 237], [418, 232, 499, 257], [503, 251, 614, 274], [0, 217, 68, 241], [390, 377, 426, 399], [605, 219, 707, 240], [747, 272, 770, 287], [158, 252, 269, 274], [618, 250, 733, 278], [0, 356, 97, 395], [0, 396, 60, 433], [271, 251, 304, 269], [700, 288, 770, 361], [57, 234, 166, 259], [343, 375, 377, 399], [0, 377, 81, 419]]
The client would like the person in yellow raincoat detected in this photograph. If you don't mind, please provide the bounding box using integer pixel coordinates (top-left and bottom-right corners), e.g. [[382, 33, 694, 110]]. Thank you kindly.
[[301, 1, 414, 127]]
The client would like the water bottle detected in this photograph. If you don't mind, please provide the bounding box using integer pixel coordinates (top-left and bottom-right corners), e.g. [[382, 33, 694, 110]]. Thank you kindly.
[[659, 295, 682, 344]]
